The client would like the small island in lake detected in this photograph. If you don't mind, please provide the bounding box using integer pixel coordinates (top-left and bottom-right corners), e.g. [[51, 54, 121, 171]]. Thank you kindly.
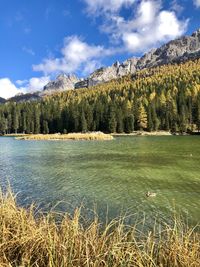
[[16, 132, 114, 141]]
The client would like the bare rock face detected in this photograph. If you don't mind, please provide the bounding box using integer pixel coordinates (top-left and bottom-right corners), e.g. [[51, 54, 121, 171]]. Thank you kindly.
[[137, 29, 200, 69], [118, 58, 139, 76], [75, 28, 200, 89], [75, 58, 139, 89], [41, 74, 79, 95], [89, 63, 120, 85], [75, 79, 89, 89], [89, 59, 139, 84]]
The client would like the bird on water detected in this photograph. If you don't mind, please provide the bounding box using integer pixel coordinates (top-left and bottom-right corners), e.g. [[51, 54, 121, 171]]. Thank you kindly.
[[146, 191, 157, 197]]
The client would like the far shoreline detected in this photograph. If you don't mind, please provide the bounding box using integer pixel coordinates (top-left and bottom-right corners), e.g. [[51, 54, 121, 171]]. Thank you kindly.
[[112, 131, 200, 136], [112, 131, 173, 136], [1, 130, 199, 139]]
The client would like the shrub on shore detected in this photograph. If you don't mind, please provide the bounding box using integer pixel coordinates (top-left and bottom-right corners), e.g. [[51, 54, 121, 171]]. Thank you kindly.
[[0, 190, 199, 267]]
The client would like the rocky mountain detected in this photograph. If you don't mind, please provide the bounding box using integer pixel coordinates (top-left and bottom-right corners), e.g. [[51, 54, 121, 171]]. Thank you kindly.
[[75, 58, 138, 88], [136, 28, 200, 70], [75, 28, 200, 88], [41, 74, 79, 95], [0, 97, 6, 103], [4, 28, 200, 102]]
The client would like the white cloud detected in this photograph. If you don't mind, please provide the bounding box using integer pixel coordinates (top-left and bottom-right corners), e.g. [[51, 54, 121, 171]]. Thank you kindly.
[[100, 0, 188, 53], [136, 0, 160, 26], [0, 78, 24, 99], [33, 36, 111, 75], [0, 76, 50, 99], [194, 0, 200, 7], [83, 0, 135, 14], [157, 11, 185, 38], [82, 60, 101, 76], [33, 0, 188, 77], [25, 77, 50, 92]]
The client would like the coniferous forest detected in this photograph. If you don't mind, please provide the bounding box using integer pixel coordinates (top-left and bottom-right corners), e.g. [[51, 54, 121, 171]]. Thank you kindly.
[[0, 59, 200, 134]]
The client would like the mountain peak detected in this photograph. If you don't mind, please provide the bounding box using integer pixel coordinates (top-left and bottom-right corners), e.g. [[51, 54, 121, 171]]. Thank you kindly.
[[42, 73, 79, 95], [191, 28, 200, 37], [12, 27, 200, 100], [75, 28, 200, 88]]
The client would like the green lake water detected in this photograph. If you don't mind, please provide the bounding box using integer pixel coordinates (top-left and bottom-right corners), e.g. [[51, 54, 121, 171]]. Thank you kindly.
[[0, 136, 200, 226]]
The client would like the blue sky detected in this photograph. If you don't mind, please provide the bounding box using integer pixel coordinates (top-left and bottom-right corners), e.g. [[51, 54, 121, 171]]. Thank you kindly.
[[0, 0, 199, 98]]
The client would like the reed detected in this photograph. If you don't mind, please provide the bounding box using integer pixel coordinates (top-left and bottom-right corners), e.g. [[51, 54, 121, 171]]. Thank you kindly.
[[15, 132, 114, 141], [0, 189, 199, 267]]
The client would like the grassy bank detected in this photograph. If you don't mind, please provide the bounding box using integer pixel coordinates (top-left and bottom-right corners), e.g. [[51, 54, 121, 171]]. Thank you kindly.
[[15, 132, 114, 141], [0, 190, 199, 267]]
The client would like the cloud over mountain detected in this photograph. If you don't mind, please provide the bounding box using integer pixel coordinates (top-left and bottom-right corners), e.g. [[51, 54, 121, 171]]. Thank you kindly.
[[0, 78, 23, 99], [93, 0, 188, 53], [33, 0, 188, 76], [0, 76, 50, 99], [33, 36, 111, 76]]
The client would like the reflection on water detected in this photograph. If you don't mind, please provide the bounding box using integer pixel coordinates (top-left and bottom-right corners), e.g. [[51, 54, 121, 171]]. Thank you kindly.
[[0, 136, 200, 226]]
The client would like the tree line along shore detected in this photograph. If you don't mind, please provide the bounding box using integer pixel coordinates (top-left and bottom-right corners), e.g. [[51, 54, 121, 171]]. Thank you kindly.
[[0, 60, 200, 136]]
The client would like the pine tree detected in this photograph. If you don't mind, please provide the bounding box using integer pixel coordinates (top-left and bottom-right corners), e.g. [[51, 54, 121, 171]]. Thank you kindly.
[[147, 106, 153, 132], [43, 121, 49, 134], [80, 112, 88, 132], [116, 110, 124, 133], [108, 105, 117, 133], [137, 103, 147, 130], [34, 106, 41, 134], [12, 107, 19, 134], [0, 115, 6, 134], [124, 114, 134, 133]]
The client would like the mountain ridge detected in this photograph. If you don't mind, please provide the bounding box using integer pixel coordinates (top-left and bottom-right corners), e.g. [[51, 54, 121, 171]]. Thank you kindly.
[[77, 28, 200, 88], [42, 74, 79, 95], [3, 28, 200, 102], [37, 27, 200, 92]]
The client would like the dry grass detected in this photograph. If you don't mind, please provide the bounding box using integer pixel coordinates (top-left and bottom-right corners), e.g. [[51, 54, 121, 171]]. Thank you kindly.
[[0, 189, 199, 267], [0, 191, 200, 267], [15, 132, 114, 141]]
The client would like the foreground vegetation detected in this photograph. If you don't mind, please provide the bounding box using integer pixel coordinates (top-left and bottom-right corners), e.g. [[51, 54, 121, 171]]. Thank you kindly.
[[0, 190, 199, 267], [0, 60, 200, 135], [16, 132, 113, 141]]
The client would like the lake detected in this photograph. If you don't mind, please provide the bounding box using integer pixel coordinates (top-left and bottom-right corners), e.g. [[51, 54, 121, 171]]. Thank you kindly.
[[0, 136, 200, 226]]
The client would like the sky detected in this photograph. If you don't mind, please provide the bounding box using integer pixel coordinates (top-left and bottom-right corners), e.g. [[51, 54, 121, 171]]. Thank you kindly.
[[0, 0, 199, 99]]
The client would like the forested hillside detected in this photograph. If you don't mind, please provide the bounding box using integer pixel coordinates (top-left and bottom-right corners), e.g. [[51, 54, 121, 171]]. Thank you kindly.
[[0, 59, 200, 134]]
